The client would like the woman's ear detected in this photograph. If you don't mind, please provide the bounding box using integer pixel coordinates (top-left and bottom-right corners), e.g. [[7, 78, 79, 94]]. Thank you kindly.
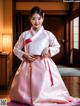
[[43, 13, 45, 17], [42, 13, 45, 21]]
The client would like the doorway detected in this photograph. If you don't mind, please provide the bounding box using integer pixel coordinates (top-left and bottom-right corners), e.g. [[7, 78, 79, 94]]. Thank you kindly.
[[13, 14, 67, 72]]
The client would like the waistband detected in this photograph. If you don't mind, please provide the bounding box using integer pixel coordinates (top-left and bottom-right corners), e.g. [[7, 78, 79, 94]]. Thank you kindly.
[[31, 55, 42, 60]]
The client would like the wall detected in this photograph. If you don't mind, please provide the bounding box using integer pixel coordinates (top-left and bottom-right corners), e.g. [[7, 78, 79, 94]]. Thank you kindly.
[[3, 0, 12, 34], [3, 0, 13, 77], [0, 0, 3, 51], [72, 3, 80, 11], [16, 2, 69, 11]]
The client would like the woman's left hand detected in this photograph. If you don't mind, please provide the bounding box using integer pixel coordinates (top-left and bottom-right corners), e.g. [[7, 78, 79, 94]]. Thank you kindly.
[[41, 48, 51, 58]]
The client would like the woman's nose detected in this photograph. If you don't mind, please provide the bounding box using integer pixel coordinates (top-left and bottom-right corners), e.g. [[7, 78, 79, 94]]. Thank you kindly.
[[35, 19, 39, 23]]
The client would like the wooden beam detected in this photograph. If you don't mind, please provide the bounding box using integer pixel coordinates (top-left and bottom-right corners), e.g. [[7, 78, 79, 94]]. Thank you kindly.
[[16, 10, 69, 15], [16, 0, 63, 2]]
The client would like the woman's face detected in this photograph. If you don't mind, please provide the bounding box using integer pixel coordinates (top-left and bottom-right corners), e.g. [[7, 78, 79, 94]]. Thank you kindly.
[[30, 13, 44, 31]]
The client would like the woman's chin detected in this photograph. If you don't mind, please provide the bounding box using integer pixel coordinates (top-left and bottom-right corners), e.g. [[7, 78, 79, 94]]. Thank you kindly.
[[33, 26, 41, 30]]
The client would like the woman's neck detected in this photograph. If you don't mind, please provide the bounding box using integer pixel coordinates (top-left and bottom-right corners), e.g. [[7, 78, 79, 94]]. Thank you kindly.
[[32, 26, 42, 32]]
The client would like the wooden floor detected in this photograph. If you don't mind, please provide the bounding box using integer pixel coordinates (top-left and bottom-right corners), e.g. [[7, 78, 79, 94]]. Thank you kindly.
[[0, 76, 80, 98], [62, 76, 80, 98]]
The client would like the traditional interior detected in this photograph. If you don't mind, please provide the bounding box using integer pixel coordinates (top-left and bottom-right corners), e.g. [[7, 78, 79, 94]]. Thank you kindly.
[[0, 0, 80, 102]]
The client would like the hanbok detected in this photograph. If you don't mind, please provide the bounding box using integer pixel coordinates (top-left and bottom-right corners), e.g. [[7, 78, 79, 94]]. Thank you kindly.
[[9, 26, 79, 106]]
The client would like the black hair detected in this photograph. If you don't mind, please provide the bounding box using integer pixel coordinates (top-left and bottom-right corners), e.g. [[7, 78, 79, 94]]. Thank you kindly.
[[30, 6, 44, 18]]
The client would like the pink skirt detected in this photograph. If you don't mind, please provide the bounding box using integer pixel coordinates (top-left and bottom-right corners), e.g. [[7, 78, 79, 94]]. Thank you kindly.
[[9, 57, 80, 106]]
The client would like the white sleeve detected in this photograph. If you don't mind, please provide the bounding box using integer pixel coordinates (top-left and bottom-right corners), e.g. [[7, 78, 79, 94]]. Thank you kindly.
[[13, 33, 25, 61], [48, 31, 60, 57]]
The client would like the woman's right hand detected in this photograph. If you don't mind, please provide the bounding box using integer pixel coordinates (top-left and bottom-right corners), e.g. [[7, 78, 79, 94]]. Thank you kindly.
[[22, 53, 36, 62]]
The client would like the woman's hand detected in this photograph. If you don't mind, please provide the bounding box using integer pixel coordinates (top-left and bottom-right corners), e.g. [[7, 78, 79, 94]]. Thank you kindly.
[[41, 48, 51, 58], [22, 53, 36, 62]]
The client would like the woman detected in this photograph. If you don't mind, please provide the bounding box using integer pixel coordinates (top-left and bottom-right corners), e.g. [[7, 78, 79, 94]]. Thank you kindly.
[[9, 6, 79, 106]]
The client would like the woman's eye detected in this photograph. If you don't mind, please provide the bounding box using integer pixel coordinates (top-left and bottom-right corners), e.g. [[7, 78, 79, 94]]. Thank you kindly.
[[32, 18, 35, 20], [38, 18, 41, 20], [31, 17, 41, 20]]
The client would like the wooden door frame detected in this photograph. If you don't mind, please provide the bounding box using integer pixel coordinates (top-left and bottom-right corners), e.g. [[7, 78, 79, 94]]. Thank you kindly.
[[12, 1, 70, 74], [67, 5, 80, 67]]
